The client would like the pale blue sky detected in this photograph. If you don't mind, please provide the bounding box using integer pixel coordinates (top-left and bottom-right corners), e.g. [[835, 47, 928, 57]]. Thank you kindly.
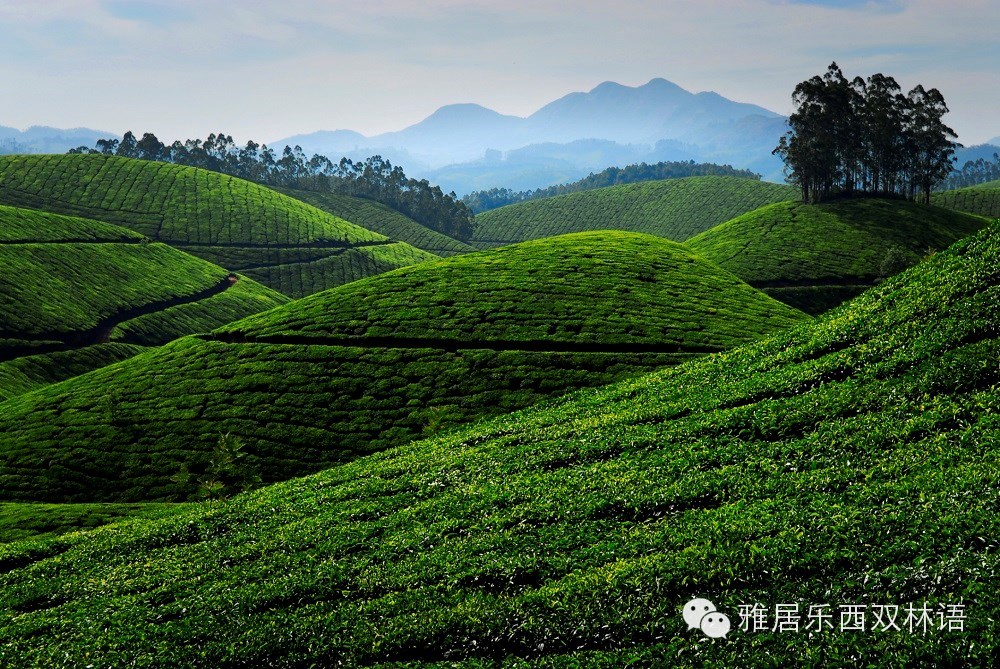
[[1, 0, 996, 145]]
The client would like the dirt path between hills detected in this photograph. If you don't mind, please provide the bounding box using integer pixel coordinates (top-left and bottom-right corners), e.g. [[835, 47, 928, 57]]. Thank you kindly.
[[0, 274, 241, 359]]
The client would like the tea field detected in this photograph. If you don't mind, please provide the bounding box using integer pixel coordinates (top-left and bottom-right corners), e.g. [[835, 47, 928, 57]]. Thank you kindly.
[[279, 188, 475, 256], [0, 217, 994, 667], [471, 176, 796, 248], [0, 155, 436, 297], [224, 231, 807, 348], [0, 232, 806, 503], [686, 198, 989, 313], [0, 344, 143, 402], [932, 179, 1000, 219]]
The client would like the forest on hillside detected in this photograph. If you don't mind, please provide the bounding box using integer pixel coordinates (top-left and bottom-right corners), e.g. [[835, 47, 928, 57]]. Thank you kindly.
[[70, 133, 475, 241]]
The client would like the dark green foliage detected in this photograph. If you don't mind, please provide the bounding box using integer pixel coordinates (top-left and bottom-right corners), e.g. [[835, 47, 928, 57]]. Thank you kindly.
[[939, 153, 1000, 190], [225, 231, 808, 347], [932, 179, 1000, 219], [0, 344, 144, 401], [463, 161, 763, 213], [0, 221, 996, 667], [472, 176, 797, 248], [0, 340, 687, 502], [0, 233, 804, 502], [0, 502, 187, 544], [277, 187, 474, 256], [686, 198, 988, 314], [774, 63, 958, 203]]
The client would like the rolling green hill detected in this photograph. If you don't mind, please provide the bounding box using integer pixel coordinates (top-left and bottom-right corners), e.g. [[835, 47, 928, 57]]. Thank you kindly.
[[223, 231, 806, 346], [686, 198, 989, 314], [0, 155, 436, 297], [0, 203, 289, 397], [932, 179, 1000, 219], [0, 221, 994, 666], [0, 232, 806, 503], [471, 176, 797, 248], [278, 187, 475, 256]]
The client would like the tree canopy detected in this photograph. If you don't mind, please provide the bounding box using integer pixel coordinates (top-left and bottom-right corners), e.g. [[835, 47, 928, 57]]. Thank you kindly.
[[773, 63, 959, 204], [71, 132, 474, 241], [939, 152, 1000, 190]]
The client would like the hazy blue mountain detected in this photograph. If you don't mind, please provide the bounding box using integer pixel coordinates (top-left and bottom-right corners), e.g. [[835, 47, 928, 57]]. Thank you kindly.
[[272, 129, 368, 156], [424, 138, 701, 195], [954, 143, 1000, 165], [525, 78, 781, 146], [988, 136, 1000, 146], [0, 125, 114, 154], [371, 104, 527, 166], [270, 78, 790, 192]]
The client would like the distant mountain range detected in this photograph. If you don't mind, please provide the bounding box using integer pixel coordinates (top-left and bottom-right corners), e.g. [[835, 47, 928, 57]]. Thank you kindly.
[[0, 126, 114, 155], [273, 78, 791, 194]]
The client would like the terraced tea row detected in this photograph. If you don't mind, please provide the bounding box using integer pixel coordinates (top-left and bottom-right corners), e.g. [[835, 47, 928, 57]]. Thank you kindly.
[[225, 231, 807, 348], [471, 176, 797, 248], [0, 155, 437, 297], [0, 219, 995, 666], [932, 179, 1000, 219], [278, 188, 475, 256], [0, 344, 143, 402], [0, 232, 807, 502], [238, 242, 438, 299], [0, 203, 289, 398], [686, 198, 989, 313]]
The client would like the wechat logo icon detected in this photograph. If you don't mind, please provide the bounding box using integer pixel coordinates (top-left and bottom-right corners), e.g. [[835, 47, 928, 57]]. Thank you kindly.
[[684, 597, 732, 638]]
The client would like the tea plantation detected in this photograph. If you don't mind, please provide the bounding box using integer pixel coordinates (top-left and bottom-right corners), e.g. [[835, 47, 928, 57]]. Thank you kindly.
[[0, 219, 994, 666], [278, 187, 475, 256], [0, 206, 288, 345], [0, 502, 188, 544], [0, 344, 142, 402], [932, 179, 1000, 219], [0, 155, 437, 297], [223, 231, 807, 348], [0, 232, 806, 503], [0, 202, 289, 398], [686, 198, 989, 314], [471, 176, 797, 248]]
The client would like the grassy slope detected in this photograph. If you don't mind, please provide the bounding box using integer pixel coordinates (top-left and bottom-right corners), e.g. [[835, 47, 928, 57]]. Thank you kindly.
[[472, 176, 797, 248], [0, 155, 433, 296], [686, 198, 989, 314], [0, 224, 995, 667], [0, 233, 806, 503], [278, 187, 475, 256], [225, 231, 807, 348], [932, 179, 1000, 219]]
